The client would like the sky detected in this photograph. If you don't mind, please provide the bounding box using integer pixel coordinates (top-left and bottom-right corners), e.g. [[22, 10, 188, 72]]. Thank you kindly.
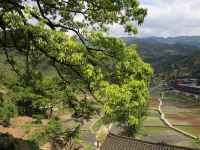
[[109, 0, 200, 38]]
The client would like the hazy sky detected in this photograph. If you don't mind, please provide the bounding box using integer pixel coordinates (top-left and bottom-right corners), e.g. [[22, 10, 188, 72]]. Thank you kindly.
[[109, 0, 200, 37]]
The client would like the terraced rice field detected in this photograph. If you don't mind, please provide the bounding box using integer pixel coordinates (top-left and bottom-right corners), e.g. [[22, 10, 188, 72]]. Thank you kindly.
[[144, 116, 166, 126], [162, 98, 200, 140], [138, 89, 200, 149], [148, 98, 159, 109], [175, 125, 200, 137]]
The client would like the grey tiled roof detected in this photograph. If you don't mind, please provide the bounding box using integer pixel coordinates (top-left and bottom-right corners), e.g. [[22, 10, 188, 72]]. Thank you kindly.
[[100, 133, 200, 150]]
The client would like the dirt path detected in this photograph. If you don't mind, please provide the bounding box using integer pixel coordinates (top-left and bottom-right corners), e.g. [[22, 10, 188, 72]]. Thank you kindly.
[[59, 113, 99, 148], [158, 93, 200, 141]]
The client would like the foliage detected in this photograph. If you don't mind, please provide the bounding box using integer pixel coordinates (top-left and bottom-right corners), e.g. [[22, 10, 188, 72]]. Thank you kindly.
[[156, 51, 200, 79], [122, 37, 200, 80], [9, 77, 67, 116], [122, 37, 200, 67], [31, 119, 80, 149], [30, 119, 63, 146], [91, 118, 106, 133], [144, 36, 200, 48], [0, 100, 18, 127], [0, 0, 153, 137], [32, 114, 45, 124]]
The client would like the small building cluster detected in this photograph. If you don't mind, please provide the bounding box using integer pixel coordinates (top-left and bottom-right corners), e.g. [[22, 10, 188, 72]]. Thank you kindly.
[[100, 133, 199, 150], [168, 79, 200, 95]]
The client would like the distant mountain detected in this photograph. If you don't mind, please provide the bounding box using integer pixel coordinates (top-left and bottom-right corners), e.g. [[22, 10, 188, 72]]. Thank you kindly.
[[146, 36, 200, 48], [121, 37, 200, 66]]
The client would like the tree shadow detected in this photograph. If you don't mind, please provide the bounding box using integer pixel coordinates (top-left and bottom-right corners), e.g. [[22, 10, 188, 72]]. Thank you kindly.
[[0, 132, 40, 150]]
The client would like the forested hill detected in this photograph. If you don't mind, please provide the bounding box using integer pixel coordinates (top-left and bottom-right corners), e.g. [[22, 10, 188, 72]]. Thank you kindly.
[[121, 37, 200, 65], [122, 36, 200, 48], [155, 51, 200, 78], [121, 36, 200, 78], [145, 36, 200, 48]]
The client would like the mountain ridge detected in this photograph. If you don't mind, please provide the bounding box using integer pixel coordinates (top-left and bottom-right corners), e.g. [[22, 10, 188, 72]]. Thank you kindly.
[[121, 36, 200, 78]]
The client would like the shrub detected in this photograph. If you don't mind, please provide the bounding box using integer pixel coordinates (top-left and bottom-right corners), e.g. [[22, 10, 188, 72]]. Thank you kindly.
[[0, 100, 18, 127], [32, 114, 45, 124], [30, 119, 63, 146]]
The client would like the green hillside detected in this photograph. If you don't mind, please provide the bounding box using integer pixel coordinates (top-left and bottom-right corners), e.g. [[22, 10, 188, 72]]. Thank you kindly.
[[121, 37, 200, 65], [121, 37, 200, 78], [147, 36, 200, 48], [155, 51, 200, 78], [2, 36, 200, 80]]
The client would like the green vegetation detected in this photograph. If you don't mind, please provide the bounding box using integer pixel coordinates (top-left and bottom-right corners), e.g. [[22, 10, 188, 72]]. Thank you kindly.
[[22, 121, 43, 134], [164, 91, 200, 101], [91, 118, 106, 133], [1, 0, 200, 149], [143, 116, 165, 127], [0, 1, 153, 149], [122, 37, 200, 65], [30, 119, 63, 146], [32, 114, 45, 124], [137, 127, 170, 137], [155, 51, 200, 79], [150, 87, 164, 98], [75, 136, 95, 150], [189, 140, 200, 149], [164, 92, 189, 101], [146, 36, 200, 48], [0, 100, 17, 127], [175, 126, 200, 137], [122, 37, 200, 79]]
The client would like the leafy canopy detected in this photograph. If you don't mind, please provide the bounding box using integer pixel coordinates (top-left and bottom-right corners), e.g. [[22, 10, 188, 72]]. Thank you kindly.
[[0, 0, 153, 136]]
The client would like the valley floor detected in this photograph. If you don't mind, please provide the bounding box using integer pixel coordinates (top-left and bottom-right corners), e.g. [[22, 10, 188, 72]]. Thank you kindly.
[[138, 88, 200, 149]]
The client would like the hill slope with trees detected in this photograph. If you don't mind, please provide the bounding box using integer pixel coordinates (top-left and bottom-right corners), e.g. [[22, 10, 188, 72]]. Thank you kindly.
[[0, 0, 153, 149], [155, 51, 200, 78], [122, 37, 200, 78]]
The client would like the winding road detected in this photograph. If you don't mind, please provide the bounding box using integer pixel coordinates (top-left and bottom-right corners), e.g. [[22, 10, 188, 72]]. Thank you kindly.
[[157, 92, 200, 141]]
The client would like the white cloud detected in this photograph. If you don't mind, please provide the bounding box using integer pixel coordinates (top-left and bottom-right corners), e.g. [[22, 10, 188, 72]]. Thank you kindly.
[[109, 0, 200, 37]]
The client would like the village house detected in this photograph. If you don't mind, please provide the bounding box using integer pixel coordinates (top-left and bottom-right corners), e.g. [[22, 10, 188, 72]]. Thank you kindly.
[[100, 132, 200, 150]]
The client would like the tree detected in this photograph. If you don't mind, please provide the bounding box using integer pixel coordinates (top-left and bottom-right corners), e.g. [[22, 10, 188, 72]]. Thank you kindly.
[[0, 0, 153, 137], [0, 99, 18, 127]]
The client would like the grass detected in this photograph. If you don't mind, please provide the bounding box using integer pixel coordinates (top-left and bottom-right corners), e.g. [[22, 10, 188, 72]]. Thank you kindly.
[[164, 91, 200, 102], [175, 125, 200, 137], [150, 87, 164, 98], [96, 131, 107, 142], [170, 139, 200, 149], [147, 110, 160, 117], [166, 117, 190, 126], [146, 87, 200, 149], [0, 55, 18, 84], [22, 121, 43, 133], [83, 144, 95, 150], [91, 118, 105, 133], [164, 92, 189, 101], [75, 133, 95, 150], [162, 106, 191, 115], [137, 126, 171, 137], [189, 140, 200, 149], [143, 116, 166, 127], [75, 138, 95, 150]]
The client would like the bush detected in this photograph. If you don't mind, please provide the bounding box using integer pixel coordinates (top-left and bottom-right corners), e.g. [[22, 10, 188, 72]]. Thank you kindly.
[[0, 100, 18, 127], [30, 119, 63, 146], [15, 98, 43, 116], [32, 114, 45, 124]]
